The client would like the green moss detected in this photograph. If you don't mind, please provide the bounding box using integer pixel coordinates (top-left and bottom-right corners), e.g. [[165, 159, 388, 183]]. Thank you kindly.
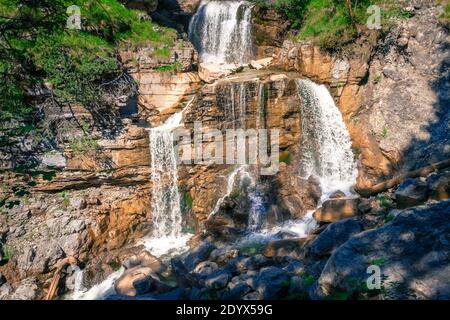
[[153, 47, 172, 58], [279, 151, 292, 164], [69, 136, 99, 154], [1, 244, 14, 262], [154, 62, 180, 73], [184, 191, 193, 209]]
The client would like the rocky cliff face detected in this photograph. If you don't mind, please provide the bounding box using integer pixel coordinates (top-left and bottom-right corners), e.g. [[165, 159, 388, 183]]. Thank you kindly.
[[1, 0, 449, 301], [273, 3, 449, 194]]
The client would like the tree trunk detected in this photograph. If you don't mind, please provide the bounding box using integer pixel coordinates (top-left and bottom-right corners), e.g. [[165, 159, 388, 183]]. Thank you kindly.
[[356, 159, 450, 197], [345, 0, 356, 26]]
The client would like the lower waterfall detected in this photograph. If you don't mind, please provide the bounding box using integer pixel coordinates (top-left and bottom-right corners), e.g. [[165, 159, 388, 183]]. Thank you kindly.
[[296, 79, 357, 199], [143, 101, 195, 257]]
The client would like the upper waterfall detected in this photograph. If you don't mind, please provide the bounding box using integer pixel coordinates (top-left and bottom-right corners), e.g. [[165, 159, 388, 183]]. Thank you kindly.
[[188, 0, 254, 64], [296, 79, 357, 198]]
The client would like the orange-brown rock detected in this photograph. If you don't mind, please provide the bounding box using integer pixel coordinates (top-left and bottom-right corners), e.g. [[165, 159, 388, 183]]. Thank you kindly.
[[313, 197, 360, 222]]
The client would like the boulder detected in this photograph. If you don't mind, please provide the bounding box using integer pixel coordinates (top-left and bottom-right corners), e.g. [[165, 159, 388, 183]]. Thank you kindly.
[[182, 241, 216, 270], [229, 255, 272, 273], [171, 257, 198, 288], [208, 246, 239, 265], [312, 201, 450, 300], [283, 260, 305, 275], [427, 171, 450, 201], [308, 218, 362, 257], [10, 278, 39, 300], [192, 261, 219, 279], [204, 271, 231, 290], [223, 282, 252, 300], [198, 62, 242, 83], [395, 178, 429, 208], [313, 197, 360, 222], [122, 251, 162, 272], [253, 266, 289, 300], [249, 57, 273, 70], [114, 266, 160, 297], [262, 238, 308, 258]]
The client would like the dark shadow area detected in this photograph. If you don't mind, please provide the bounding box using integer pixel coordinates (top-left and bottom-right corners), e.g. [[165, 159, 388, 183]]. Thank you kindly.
[[151, 0, 196, 34], [402, 30, 450, 170]]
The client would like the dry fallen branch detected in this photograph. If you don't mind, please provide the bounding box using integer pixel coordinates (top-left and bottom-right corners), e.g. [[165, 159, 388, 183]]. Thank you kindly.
[[44, 256, 78, 301], [357, 158, 450, 197]]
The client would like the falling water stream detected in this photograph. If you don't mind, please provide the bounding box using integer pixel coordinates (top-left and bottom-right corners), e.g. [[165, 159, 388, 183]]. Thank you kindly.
[[188, 0, 254, 63]]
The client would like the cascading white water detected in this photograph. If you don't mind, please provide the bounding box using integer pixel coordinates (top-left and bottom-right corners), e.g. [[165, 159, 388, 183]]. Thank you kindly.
[[296, 79, 357, 199], [148, 113, 183, 239], [144, 99, 195, 257], [188, 0, 253, 64]]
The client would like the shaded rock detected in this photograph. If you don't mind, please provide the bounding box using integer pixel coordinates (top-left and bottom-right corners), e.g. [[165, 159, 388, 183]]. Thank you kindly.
[[314, 197, 360, 222], [358, 198, 372, 214], [229, 255, 272, 273], [283, 260, 305, 275], [114, 266, 160, 297], [122, 251, 162, 272], [0, 273, 6, 286], [313, 201, 450, 300], [262, 238, 307, 258], [288, 276, 308, 297], [253, 266, 289, 300], [204, 271, 231, 290], [223, 282, 252, 300], [171, 257, 198, 288], [242, 290, 263, 300], [11, 278, 39, 300], [193, 261, 219, 279], [0, 283, 12, 300], [182, 241, 216, 270], [308, 218, 362, 257], [427, 171, 450, 201], [329, 190, 346, 199], [208, 246, 239, 265], [395, 178, 428, 208]]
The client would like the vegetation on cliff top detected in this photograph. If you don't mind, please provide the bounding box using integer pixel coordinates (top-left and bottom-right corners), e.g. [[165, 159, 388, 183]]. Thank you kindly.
[[254, 0, 415, 50]]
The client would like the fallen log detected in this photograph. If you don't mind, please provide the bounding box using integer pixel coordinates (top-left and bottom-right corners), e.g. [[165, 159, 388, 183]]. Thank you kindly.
[[44, 256, 77, 301], [356, 158, 450, 197]]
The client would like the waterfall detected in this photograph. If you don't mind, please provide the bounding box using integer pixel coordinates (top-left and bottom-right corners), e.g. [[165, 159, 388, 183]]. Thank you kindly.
[[222, 82, 247, 129], [148, 113, 183, 239], [144, 99, 195, 257], [296, 79, 357, 198], [188, 0, 254, 64]]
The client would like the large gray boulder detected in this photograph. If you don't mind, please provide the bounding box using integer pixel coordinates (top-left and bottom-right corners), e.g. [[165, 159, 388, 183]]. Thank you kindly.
[[308, 218, 362, 257], [312, 201, 450, 300], [252, 266, 289, 300], [395, 178, 429, 208]]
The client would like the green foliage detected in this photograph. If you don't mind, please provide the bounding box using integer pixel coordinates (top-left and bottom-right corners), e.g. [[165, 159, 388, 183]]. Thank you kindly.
[[108, 259, 122, 271], [352, 147, 361, 160], [301, 273, 316, 286], [1, 244, 14, 262], [69, 136, 99, 154], [184, 191, 193, 209], [371, 257, 386, 267], [60, 190, 70, 208], [441, 1, 450, 23], [279, 151, 292, 164], [155, 62, 180, 73]]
